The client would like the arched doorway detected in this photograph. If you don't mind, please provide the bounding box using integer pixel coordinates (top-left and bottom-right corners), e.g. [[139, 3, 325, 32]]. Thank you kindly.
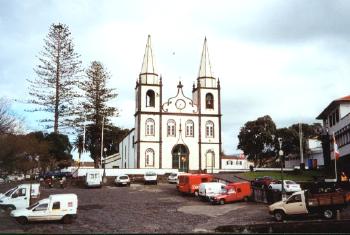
[[172, 144, 189, 172]]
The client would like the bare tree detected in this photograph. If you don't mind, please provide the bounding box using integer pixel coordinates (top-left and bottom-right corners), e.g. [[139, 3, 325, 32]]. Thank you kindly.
[[0, 98, 21, 135], [27, 23, 83, 133]]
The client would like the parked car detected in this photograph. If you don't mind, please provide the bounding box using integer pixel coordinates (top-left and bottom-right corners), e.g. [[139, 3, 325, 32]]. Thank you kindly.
[[268, 180, 302, 193], [269, 190, 350, 221], [251, 176, 276, 189], [10, 194, 78, 224], [198, 182, 226, 200], [115, 175, 130, 186], [144, 172, 157, 185], [0, 178, 5, 184], [210, 181, 252, 205], [177, 174, 213, 196], [167, 172, 184, 184]]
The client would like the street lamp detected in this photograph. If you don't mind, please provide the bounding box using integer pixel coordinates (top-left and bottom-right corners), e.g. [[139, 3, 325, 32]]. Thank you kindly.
[[178, 149, 181, 172], [278, 137, 286, 200], [181, 156, 186, 172]]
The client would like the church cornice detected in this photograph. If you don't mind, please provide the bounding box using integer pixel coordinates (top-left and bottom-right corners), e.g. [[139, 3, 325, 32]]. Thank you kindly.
[[134, 111, 222, 117]]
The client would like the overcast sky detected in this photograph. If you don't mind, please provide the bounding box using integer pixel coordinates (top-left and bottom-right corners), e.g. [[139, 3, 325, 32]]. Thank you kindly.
[[1, 0, 350, 161]]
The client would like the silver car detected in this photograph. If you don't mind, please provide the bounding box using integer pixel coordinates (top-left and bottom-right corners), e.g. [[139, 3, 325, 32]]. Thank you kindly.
[[115, 175, 130, 186], [269, 180, 301, 193]]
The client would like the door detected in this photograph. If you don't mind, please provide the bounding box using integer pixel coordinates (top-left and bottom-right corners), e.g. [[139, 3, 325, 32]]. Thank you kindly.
[[227, 188, 237, 202], [172, 144, 189, 172], [11, 188, 28, 209], [29, 203, 49, 221], [284, 194, 308, 214]]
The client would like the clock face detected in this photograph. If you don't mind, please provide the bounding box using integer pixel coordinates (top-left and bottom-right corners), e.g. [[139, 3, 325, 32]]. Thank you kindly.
[[175, 99, 186, 110]]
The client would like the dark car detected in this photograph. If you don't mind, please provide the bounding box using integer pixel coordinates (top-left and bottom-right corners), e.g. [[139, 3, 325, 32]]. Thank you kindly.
[[251, 176, 276, 189]]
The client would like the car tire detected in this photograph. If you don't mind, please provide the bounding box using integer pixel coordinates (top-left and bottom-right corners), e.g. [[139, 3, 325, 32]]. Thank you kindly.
[[323, 209, 335, 219], [219, 199, 225, 205], [62, 215, 73, 224], [243, 196, 249, 202], [274, 210, 285, 222], [16, 216, 28, 225], [194, 190, 199, 197]]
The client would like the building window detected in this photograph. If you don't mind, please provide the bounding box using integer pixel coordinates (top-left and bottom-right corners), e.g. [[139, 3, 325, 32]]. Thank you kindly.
[[146, 90, 155, 107], [145, 118, 155, 136], [167, 119, 176, 137], [185, 120, 194, 137], [205, 93, 214, 109], [206, 150, 215, 169], [132, 136, 135, 148], [205, 121, 214, 138], [145, 148, 154, 167]]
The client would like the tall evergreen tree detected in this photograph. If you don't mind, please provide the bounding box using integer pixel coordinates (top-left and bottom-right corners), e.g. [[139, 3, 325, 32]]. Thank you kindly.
[[78, 61, 118, 167], [27, 23, 82, 133]]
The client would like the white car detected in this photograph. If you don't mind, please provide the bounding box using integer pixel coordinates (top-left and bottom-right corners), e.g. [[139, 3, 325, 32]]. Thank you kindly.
[[167, 172, 183, 184], [198, 182, 226, 199], [268, 180, 301, 193], [144, 172, 157, 185], [0, 178, 4, 184], [115, 175, 130, 186]]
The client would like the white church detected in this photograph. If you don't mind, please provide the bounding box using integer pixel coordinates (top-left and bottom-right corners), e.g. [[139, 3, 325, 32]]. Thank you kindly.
[[105, 36, 222, 172]]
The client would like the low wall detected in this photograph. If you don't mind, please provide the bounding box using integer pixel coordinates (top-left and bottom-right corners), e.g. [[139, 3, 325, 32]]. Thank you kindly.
[[75, 168, 179, 177]]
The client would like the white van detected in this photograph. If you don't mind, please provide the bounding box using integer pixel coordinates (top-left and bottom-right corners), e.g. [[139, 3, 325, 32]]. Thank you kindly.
[[198, 182, 226, 200], [85, 171, 102, 188], [10, 194, 78, 224], [144, 171, 157, 185], [0, 184, 40, 210]]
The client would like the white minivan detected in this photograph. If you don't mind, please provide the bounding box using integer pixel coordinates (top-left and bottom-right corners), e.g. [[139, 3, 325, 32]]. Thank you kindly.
[[10, 194, 78, 224], [85, 171, 102, 188], [198, 182, 226, 200]]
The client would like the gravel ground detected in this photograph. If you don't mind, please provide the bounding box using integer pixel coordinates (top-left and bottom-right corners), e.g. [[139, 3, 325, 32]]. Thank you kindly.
[[0, 181, 350, 233]]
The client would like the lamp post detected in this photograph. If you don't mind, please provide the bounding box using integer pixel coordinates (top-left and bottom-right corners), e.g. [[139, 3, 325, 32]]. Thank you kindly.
[[278, 137, 286, 200], [178, 149, 181, 172], [100, 116, 105, 169]]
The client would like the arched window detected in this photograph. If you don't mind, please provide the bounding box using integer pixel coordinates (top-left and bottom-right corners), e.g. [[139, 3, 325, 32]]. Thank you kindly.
[[167, 119, 176, 137], [185, 120, 194, 137], [205, 93, 214, 109], [206, 150, 215, 169], [145, 148, 154, 167], [205, 121, 214, 138], [145, 118, 155, 136], [146, 90, 155, 107]]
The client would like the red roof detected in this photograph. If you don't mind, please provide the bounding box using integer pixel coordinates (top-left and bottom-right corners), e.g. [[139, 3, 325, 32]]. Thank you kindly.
[[316, 95, 350, 119]]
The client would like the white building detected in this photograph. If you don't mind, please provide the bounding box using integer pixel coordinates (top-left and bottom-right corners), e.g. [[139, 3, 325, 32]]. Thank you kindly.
[[221, 154, 253, 170], [118, 36, 222, 172], [284, 139, 324, 169], [316, 95, 350, 174]]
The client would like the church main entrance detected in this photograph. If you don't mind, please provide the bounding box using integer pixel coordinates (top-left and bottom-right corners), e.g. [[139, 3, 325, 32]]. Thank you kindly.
[[172, 144, 189, 172]]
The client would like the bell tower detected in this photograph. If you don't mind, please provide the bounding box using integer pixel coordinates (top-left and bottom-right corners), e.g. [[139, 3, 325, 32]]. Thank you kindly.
[[192, 37, 222, 171], [135, 35, 162, 168]]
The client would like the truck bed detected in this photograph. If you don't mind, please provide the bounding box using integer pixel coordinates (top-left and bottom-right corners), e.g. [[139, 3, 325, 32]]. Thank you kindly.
[[307, 192, 347, 207]]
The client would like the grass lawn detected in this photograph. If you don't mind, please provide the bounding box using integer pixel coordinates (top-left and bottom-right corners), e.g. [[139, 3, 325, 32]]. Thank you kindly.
[[237, 170, 333, 182]]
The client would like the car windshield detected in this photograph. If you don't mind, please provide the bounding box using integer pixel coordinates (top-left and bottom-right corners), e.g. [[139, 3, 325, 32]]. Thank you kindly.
[[5, 187, 17, 197], [170, 173, 177, 177], [120, 176, 128, 180], [286, 180, 296, 184], [146, 172, 156, 176]]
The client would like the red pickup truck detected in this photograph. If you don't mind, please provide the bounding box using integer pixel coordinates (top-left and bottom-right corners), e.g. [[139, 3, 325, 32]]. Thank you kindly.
[[210, 181, 252, 205]]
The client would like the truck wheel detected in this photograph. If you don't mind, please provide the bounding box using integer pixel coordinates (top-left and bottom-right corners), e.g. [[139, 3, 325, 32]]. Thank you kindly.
[[243, 196, 249, 202], [7, 205, 16, 212], [219, 199, 225, 205], [16, 216, 28, 225], [62, 215, 73, 224], [274, 210, 285, 222], [323, 209, 335, 219]]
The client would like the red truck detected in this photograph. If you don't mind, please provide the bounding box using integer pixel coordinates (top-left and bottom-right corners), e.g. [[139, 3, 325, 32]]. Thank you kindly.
[[177, 174, 213, 195], [210, 181, 252, 205]]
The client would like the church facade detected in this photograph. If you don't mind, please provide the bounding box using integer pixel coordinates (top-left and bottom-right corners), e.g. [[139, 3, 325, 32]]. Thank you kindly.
[[118, 36, 222, 172]]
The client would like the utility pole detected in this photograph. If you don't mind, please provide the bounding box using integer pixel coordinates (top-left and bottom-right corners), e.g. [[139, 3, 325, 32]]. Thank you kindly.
[[100, 116, 105, 169], [299, 123, 304, 170]]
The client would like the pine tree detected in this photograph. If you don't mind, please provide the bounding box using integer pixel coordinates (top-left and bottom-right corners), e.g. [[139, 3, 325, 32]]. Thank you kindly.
[[27, 23, 83, 133], [78, 61, 118, 167]]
